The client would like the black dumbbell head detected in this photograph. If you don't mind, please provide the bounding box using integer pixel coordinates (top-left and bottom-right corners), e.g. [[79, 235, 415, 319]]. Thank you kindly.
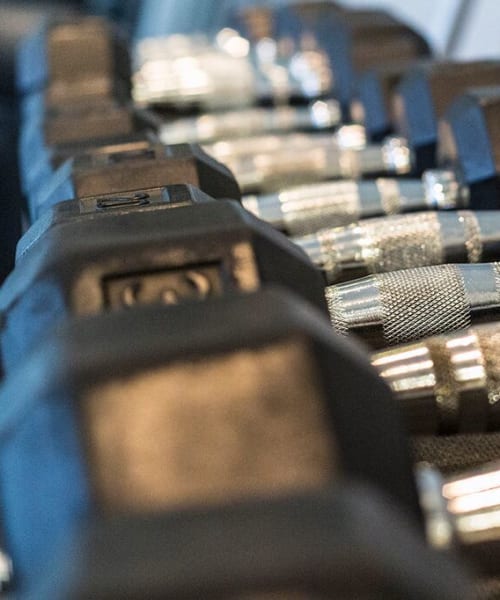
[[23, 101, 146, 150], [245, 6, 429, 114], [0, 290, 418, 584], [19, 103, 154, 197], [20, 129, 152, 199], [352, 61, 420, 142], [2, 188, 326, 372], [439, 86, 500, 209], [325, 10, 431, 114], [17, 16, 131, 103], [29, 484, 470, 600], [394, 61, 500, 174], [30, 141, 241, 221]]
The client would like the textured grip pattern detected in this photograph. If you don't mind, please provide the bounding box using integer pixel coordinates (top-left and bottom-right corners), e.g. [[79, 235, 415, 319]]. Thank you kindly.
[[282, 182, 361, 236], [425, 337, 461, 433], [361, 213, 444, 273], [376, 265, 471, 345], [475, 325, 500, 422], [325, 285, 350, 336], [461, 211, 483, 263]]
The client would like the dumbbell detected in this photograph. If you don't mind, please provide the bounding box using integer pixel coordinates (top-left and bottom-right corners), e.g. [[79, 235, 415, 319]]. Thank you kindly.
[[0, 289, 418, 585], [438, 85, 500, 210], [18, 17, 134, 161], [16, 17, 149, 199], [231, 3, 430, 112], [136, 3, 430, 143], [222, 60, 500, 195], [29, 483, 471, 599], [325, 262, 500, 349], [242, 81, 500, 239], [17, 16, 131, 115], [0, 184, 325, 374], [295, 210, 500, 283], [351, 60, 418, 143], [27, 140, 241, 222], [372, 321, 500, 437], [19, 102, 154, 200]]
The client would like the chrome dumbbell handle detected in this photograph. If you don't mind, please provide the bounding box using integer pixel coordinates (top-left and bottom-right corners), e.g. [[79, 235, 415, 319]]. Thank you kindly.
[[372, 322, 500, 435], [158, 100, 340, 145], [327, 263, 500, 348], [226, 136, 412, 194], [295, 210, 498, 283], [418, 460, 500, 559], [243, 168, 468, 237]]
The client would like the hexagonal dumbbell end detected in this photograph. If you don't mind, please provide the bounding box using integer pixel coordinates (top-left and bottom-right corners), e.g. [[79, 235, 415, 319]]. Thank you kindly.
[[1, 187, 326, 373], [438, 86, 500, 210], [393, 61, 500, 174], [327, 10, 431, 114], [30, 141, 241, 221], [30, 484, 470, 599], [352, 60, 417, 142], [17, 16, 130, 105], [0, 290, 418, 584], [19, 103, 153, 197]]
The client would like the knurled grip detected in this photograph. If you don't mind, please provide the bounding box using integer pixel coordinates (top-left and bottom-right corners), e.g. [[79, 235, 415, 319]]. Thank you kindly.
[[475, 326, 500, 429], [376, 265, 471, 345], [425, 337, 462, 433], [282, 181, 362, 237], [359, 212, 444, 273]]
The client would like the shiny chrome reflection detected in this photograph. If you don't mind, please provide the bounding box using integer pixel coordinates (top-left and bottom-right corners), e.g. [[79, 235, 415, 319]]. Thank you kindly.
[[418, 460, 500, 551], [328, 263, 500, 348], [334, 124, 367, 150], [296, 210, 499, 283], [372, 322, 500, 434], [423, 169, 469, 210], [133, 35, 258, 110], [159, 100, 341, 145], [205, 131, 336, 162], [244, 177, 446, 237], [218, 137, 412, 194], [133, 26, 335, 110]]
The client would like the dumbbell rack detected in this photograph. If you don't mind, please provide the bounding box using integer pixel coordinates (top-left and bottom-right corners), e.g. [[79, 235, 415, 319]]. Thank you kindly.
[[3, 4, 500, 598]]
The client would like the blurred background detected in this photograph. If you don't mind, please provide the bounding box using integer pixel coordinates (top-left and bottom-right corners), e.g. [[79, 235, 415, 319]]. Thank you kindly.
[[338, 0, 498, 59]]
